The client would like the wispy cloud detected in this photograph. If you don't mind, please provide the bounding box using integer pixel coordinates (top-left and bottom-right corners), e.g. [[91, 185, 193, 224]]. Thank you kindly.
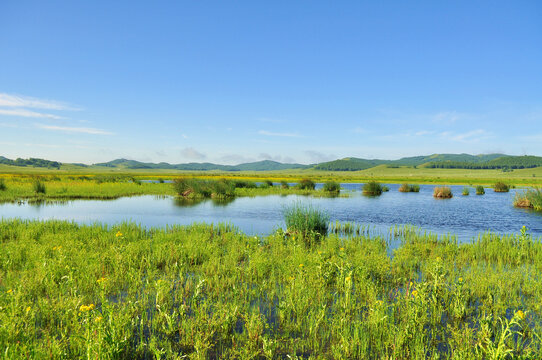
[[180, 147, 206, 160], [0, 108, 64, 119], [0, 93, 78, 110], [258, 130, 302, 138], [35, 123, 113, 135]]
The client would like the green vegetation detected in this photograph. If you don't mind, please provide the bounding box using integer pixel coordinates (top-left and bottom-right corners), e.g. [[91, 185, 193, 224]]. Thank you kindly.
[[0, 178, 6, 191], [32, 179, 46, 194], [494, 182, 510, 193], [462, 186, 470, 196], [280, 180, 289, 189], [382, 185, 389, 192], [322, 181, 340, 193], [297, 178, 316, 190], [434, 186, 453, 198], [398, 183, 420, 193], [362, 181, 383, 196], [2, 220, 542, 358], [283, 203, 329, 246], [514, 188, 542, 211], [476, 185, 485, 195], [173, 178, 235, 199], [0, 156, 61, 169], [427, 155, 542, 170]]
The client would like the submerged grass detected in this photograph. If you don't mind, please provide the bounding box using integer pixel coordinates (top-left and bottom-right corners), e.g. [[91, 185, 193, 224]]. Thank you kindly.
[[398, 183, 420, 193], [1, 220, 542, 358], [434, 186, 453, 198], [514, 188, 542, 211], [494, 181, 510, 192]]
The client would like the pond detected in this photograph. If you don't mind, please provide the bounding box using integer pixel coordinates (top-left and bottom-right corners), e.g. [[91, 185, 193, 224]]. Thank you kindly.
[[1, 183, 540, 242]]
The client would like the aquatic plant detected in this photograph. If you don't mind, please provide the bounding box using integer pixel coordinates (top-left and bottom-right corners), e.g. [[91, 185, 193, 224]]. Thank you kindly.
[[297, 178, 316, 190], [462, 186, 470, 196], [283, 203, 329, 245], [362, 181, 383, 196], [494, 181, 510, 192], [514, 188, 542, 211], [33, 179, 46, 194], [382, 185, 390, 192], [323, 181, 340, 193], [173, 178, 235, 198], [476, 185, 485, 195], [433, 186, 452, 198], [399, 183, 420, 192], [280, 180, 289, 189]]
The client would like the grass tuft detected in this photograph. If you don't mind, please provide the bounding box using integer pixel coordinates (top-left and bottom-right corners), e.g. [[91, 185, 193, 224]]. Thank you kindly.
[[283, 203, 329, 246], [297, 179, 316, 190], [462, 186, 470, 196], [0, 178, 6, 191], [494, 182, 510, 192], [476, 185, 485, 195], [399, 183, 420, 193], [33, 179, 46, 194], [433, 186, 453, 198], [362, 181, 383, 196], [514, 188, 542, 211], [323, 181, 340, 193]]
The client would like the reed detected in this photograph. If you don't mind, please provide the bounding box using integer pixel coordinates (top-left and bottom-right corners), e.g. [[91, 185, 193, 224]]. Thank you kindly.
[[399, 183, 420, 192], [433, 186, 453, 198], [323, 181, 340, 193], [297, 178, 316, 190], [362, 181, 383, 196], [476, 185, 485, 195], [514, 188, 542, 211], [494, 181, 510, 192], [283, 203, 329, 246], [462, 186, 470, 196]]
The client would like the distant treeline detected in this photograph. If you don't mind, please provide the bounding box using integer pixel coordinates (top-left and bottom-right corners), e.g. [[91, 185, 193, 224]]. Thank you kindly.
[[0, 156, 61, 169], [426, 156, 542, 170]]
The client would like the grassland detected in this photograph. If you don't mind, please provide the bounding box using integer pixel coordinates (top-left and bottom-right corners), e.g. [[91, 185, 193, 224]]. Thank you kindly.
[[1, 220, 542, 358]]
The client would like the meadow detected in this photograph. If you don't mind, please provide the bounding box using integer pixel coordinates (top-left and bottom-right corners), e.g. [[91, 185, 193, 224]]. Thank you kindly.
[[1, 219, 542, 358]]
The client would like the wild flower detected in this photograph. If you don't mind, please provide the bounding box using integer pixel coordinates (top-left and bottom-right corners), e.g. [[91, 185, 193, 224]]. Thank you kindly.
[[26, 306, 31, 314], [6, 289, 12, 294], [515, 310, 526, 320], [94, 316, 103, 323], [96, 277, 107, 284], [299, 263, 304, 268], [79, 304, 95, 312], [412, 290, 419, 298], [115, 231, 123, 237]]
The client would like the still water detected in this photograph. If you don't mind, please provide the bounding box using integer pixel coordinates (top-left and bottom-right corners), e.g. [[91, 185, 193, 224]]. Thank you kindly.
[[1, 184, 540, 242]]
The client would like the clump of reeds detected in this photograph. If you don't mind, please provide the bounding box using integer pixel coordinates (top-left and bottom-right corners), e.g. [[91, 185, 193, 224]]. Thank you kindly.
[[283, 203, 329, 246], [399, 183, 420, 193], [280, 180, 289, 189], [323, 181, 340, 193], [259, 180, 274, 188], [462, 186, 470, 196], [297, 179, 315, 190], [476, 185, 485, 195], [173, 178, 235, 198], [433, 186, 452, 198], [33, 180, 46, 194], [514, 188, 542, 211], [233, 180, 257, 189], [494, 182, 510, 192], [0, 179, 6, 191], [362, 181, 383, 196], [382, 185, 390, 192]]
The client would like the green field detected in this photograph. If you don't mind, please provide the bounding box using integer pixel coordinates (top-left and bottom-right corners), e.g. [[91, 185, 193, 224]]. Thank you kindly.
[[1, 220, 541, 358]]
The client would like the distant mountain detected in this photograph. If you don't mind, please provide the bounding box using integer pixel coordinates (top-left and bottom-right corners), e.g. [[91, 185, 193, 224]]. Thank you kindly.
[[314, 158, 389, 171], [93, 159, 310, 171], [393, 153, 506, 166], [426, 155, 542, 170]]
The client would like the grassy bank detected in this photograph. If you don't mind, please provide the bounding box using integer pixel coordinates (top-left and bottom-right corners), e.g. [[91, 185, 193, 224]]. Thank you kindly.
[[1, 220, 542, 358]]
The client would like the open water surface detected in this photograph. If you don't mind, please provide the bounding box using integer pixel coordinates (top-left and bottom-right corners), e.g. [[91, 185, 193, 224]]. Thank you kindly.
[[1, 183, 541, 242]]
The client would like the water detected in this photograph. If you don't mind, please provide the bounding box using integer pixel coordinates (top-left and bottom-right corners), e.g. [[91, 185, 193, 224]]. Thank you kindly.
[[1, 184, 540, 242]]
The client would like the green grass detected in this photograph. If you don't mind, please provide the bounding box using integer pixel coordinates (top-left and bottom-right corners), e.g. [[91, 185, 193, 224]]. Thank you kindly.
[[1, 220, 542, 358], [434, 186, 453, 198], [476, 185, 485, 195], [283, 203, 329, 246], [514, 188, 542, 211], [398, 183, 420, 192], [297, 178, 316, 190], [362, 181, 383, 196], [462, 186, 470, 196], [494, 181, 510, 192], [322, 181, 340, 193]]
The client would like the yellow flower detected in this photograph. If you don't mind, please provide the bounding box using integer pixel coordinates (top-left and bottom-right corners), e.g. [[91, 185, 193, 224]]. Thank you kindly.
[[299, 263, 304, 268], [288, 276, 295, 281], [412, 290, 419, 298], [409, 281, 413, 288], [94, 316, 103, 323], [317, 251, 322, 255], [458, 277, 463, 283], [96, 277, 107, 284], [340, 247, 344, 251], [115, 231, 123, 237], [515, 310, 526, 320], [345, 276, 351, 282], [6, 289, 12, 294], [25, 306, 31, 314], [79, 303, 95, 312]]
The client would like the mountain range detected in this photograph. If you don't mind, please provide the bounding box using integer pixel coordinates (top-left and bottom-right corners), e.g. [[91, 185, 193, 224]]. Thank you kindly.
[[1, 153, 542, 171]]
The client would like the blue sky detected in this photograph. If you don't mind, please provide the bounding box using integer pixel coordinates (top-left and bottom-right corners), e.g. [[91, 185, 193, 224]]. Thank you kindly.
[[1, 1, 541, 165]]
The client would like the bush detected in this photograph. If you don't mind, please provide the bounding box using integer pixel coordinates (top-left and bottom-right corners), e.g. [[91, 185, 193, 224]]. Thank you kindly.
[[297, 179, 315, 190], [0, 179, 6, 191], [33, 180, 46, 194], [399, 183, 420, 193], [462, 186, 470, 196], [323, 181, 340, 193], [494, 182, 510, 192], [433, 186, 452, 199], [283, 203, 329, 246], [362, 181, 383, 196], [476, 185, 485, 195]]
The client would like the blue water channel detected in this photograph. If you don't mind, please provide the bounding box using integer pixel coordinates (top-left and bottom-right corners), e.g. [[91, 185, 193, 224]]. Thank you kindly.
[[1, 183, 540, 242]]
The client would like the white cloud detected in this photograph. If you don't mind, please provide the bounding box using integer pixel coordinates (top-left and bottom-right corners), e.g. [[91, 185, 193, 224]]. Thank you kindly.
[[450, 129, 490, 142], [35, 123, 113, 135], [304, 150, 336, 163], [180, 147, 206, 160], [258, 130, 302, 138], [0, 108, 64, 119], [0, 93, 78, 110]]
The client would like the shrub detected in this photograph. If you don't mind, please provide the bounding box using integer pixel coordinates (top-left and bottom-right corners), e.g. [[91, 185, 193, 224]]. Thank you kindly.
[[462, 187, 470, 196], [0, 179, 6, 191], [233, 180, 257, 189], [399, 183, 420, 193], [323, 181, 340, 193], [33, 180, 46, 194], [433, 186, 452, 199], [283, 203, 329, 246], [476, 185, 485, 195], [265, 180, 274, 187], [280, 180, 289, 189], [494, 182, 510, 192], [297, 179, 316, 190], [362, 181, 383, 196]]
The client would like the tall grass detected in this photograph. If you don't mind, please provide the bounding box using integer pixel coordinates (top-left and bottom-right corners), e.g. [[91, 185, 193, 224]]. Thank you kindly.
[[514, 188, 542, 211], [283, 203, 329, 246], [323, 181, 340, 193], [494, 181, 510, 192], [462, 186, 470, 196], [32, 179, 46, 194], [1, 220, 542, 358], [433, 186, 452, 198], [297, 178, 316, 190], [362, 181, 383, 196], [173, 178, 235, 199], [0, 178, 6, 191], [476, 185, 485, 195], [280, 180, 289, 189], [398, 183, 420, 192]]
